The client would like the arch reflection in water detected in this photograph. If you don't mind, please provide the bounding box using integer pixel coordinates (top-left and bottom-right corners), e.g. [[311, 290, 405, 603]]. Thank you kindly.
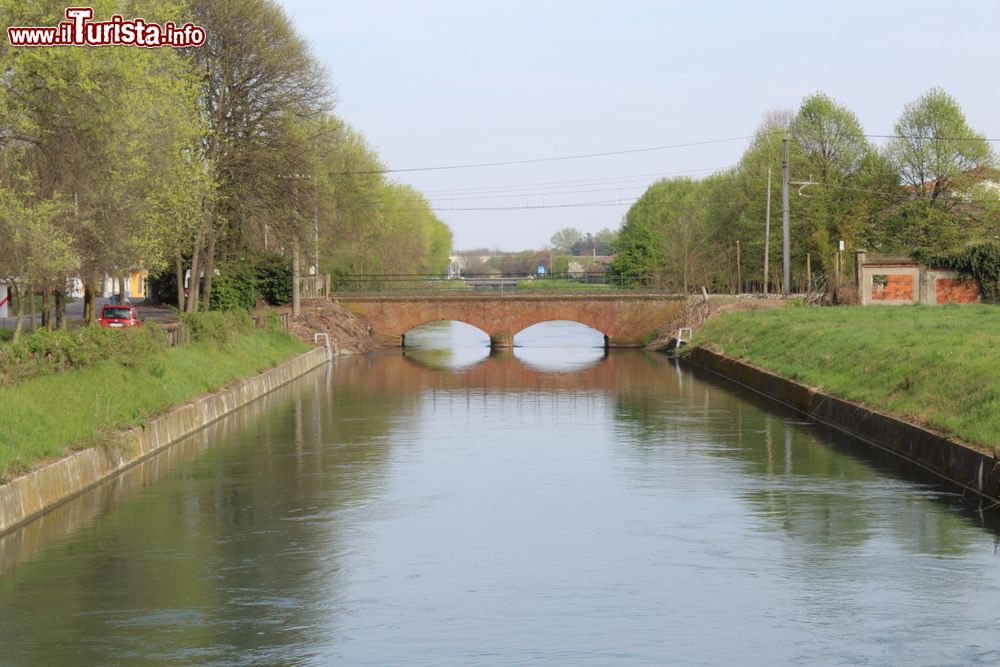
[[514, 320, 607, 372], [402, 321, 490, 370]]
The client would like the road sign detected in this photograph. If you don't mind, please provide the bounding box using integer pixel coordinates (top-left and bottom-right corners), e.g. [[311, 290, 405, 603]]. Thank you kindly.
[[0, 284, 9, 318], [537, 265, 545, 275]]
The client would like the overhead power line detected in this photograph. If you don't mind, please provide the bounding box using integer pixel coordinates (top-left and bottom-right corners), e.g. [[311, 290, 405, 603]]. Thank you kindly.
[[432, 200, 634, 211], [865, 134, 1000, 142], [339, 135, 758, 175], [422, 167, 724, 196], [430, 185, 650, 203], [337, 132, 1000, 177]]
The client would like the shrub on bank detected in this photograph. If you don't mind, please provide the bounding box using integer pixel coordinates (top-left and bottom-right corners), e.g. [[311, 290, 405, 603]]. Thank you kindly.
[[208, 270, 258, 311], [0, 312, 261, 385], [147, 253, 294, 309], [179, 311, 254, 344], [0, 324, 310, 481], [915, 240, 1000, 304], [0, 326, 166, 384], [255, 253, 293, 305]]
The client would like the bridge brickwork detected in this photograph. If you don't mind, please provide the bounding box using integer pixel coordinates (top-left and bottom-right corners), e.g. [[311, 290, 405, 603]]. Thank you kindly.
[[337, 294, 684, 348]]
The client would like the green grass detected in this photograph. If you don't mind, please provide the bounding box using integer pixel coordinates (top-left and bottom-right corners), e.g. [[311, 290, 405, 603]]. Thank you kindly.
[[516, 279, 611, 291], [694, 304, 1000, 450], [0, 329, 309, 481]]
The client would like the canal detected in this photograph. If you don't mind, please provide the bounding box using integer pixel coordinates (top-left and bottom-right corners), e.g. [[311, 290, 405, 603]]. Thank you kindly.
[[1, 321, 999, 665]]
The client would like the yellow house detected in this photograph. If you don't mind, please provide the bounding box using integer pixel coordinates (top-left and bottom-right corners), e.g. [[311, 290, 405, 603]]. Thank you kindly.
[[126, 269, 147, 299], [101, 270, 148, 299]]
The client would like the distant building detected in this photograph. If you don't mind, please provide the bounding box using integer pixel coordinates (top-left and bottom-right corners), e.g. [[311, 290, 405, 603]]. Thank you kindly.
[[101, 270, 148, 300]]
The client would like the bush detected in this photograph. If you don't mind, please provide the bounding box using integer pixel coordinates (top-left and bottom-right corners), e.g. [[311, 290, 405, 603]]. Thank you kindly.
[[180, 311, 253, 345], [916, 241, 1000, 304], [150, 252, 295, 309], [0, 326, 166, 384], [254, 253, 293, 305], [209, 270, 257, 311]]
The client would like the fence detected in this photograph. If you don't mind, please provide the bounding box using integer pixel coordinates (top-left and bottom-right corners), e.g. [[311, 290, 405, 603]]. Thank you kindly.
[[324, 272, 677, 296], [299, 275, 331, 299]]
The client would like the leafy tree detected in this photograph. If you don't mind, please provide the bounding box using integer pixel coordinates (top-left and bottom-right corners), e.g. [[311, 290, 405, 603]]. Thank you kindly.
[[186, 0, 330, 311], [0, 0, 205, 322], [550, 227, 584, 253], [0, 190, 76, 341], [570, 231, 616, 256], [312, 118, 451, 277], [790, 93, 881, 278], [611, 178, 709, 290], [595, 228, 619, 253], [887, 88, 993, 203]]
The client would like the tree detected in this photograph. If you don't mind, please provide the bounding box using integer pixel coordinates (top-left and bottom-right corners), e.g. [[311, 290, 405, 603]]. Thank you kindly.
[[550, 227, 584, 254], [887, 88, 992, 203], [793, 93, 869, 181], [610, 177, 710, 290], [595, 228, 619, 253], [307, 117, 452, 278], [0, 190, 76, 341], [186, 0, 330, 312], [730, 111, 791, 290], [790, 93, 881, 278]]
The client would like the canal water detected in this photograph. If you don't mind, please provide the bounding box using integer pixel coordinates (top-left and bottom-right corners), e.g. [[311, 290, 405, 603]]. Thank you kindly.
[[2, 321, 999, 665]]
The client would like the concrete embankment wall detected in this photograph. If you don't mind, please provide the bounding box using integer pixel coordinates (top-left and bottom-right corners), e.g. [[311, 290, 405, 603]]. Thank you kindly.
[[0, 347, 329, 536], [687, 347, 1000, 503]]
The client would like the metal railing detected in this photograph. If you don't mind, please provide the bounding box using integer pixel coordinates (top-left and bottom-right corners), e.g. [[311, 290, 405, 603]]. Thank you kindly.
[[326, 272, 673, 296]]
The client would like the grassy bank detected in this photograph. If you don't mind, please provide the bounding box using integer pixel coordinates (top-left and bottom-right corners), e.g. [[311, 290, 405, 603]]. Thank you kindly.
[[693, 305, 1000, 451], [516, 279, 611, 290], [0, 325, 309, 481]]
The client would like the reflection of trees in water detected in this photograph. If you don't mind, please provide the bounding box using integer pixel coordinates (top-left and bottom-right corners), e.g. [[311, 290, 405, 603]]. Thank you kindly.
[[4, 350, 1000, 662], [0, 365, 418, 665], [404, 348, 455, 369], [611, 360, 994, 561]]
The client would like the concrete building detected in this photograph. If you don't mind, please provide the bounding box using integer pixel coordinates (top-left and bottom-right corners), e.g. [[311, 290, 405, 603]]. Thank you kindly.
[[856, 252, 980, 305]]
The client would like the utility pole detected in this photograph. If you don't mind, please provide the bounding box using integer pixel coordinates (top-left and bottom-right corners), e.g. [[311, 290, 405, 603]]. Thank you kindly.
[[313, 194, 319, 276], [292, 180, 301, 317], [736, 240, 741, 294], [292, 236, 301, 318], [782, 137, 790, 294], [764, 167, 771, 296]]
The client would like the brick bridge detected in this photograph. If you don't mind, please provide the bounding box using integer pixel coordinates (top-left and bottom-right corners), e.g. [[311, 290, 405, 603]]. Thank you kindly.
[[337, 294, 685, 348]]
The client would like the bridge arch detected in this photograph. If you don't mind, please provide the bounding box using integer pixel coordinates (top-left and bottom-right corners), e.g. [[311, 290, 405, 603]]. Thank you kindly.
[[513, 320, 608, 347], [400, 319, 490, 348], [401, 314, 612, 349], [339, 295, 683, 348]]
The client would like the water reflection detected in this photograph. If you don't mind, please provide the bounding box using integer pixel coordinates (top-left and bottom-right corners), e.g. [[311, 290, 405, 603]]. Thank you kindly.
[[2, 323, 1000, 665], [403, 320, 490, 369], [514, 321, 607, 372]]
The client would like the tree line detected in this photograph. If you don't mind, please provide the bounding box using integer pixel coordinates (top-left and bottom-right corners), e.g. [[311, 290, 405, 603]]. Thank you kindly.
[[611, 89, 999, 294], [0, 0, 451, 341]]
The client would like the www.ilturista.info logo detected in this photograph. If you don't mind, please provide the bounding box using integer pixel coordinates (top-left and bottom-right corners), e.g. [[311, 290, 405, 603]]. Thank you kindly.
[[7, 7, 206, 48]]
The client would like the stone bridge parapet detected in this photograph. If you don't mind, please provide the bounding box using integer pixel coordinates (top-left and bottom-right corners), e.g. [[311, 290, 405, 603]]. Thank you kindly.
[[336, 294, 685, 348]]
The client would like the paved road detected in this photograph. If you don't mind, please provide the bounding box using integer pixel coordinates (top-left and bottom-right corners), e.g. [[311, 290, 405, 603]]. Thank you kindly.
[[1, 298, 178, 330]]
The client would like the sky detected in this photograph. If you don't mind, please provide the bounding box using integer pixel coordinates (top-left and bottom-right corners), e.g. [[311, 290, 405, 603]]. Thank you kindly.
[[278, 0, 1000, 252]]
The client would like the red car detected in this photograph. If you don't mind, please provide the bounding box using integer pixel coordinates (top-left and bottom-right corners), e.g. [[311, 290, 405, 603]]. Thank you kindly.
[[98, 304, 142, 328]]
